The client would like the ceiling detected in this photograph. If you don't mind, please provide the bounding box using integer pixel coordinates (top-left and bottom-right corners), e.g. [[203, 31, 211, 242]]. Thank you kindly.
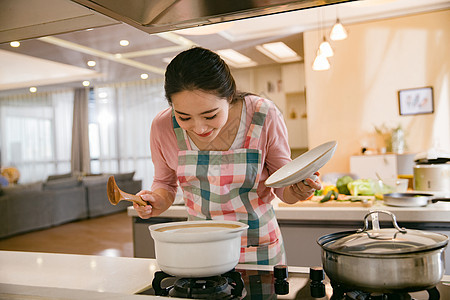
[[0, 0, 449, 94]]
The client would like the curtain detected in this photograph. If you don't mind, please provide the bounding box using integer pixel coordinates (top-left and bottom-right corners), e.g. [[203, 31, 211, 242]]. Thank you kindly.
[[71, 88, 90, 175], [91, 79, 168, 189], [0, 90, 74, 183]]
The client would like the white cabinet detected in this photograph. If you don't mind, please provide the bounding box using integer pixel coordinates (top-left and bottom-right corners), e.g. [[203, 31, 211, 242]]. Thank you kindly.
[[350, 153, 416, 179], [232, 63, 308, 150], [285, 116, 308, 149], [281, 63, 305, 93], [282, 63, 307, 149]]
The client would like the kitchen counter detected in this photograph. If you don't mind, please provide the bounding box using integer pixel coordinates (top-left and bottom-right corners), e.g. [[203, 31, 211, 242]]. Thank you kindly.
[[0, 250, 306, 299], [1, 251, 449, 299], [2, 251, 449, 299], [0, 250, 157, 296], [127, 199, 450, 223]]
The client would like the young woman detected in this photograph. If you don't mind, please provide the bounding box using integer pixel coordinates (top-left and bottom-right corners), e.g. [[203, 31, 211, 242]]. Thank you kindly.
[[134, 47, 321, 265]]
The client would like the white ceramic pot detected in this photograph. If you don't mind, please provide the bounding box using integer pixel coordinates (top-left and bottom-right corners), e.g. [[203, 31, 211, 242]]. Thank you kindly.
[[149, 220, 248, 278]]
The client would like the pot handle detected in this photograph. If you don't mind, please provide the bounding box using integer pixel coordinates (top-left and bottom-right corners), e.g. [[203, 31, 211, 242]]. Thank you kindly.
[[357, 210, 407, 238]]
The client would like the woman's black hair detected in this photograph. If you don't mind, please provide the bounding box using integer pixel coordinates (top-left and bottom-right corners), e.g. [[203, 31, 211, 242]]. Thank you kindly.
[[164, 47, 239, 105]]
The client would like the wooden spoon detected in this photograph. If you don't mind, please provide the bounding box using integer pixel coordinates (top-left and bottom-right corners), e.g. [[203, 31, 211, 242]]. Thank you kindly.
[[107, 176, 147, 206]]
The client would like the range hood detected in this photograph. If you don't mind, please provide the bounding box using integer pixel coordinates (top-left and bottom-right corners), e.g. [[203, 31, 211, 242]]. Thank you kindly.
[[70, 0, 354, 34]]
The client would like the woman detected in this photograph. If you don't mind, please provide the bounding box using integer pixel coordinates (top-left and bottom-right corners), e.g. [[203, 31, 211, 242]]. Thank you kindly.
[[134, 47, 321, 265]]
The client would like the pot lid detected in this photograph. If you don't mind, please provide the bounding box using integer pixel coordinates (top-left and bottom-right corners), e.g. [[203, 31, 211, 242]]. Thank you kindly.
[[414, 148, 450, 164], [319, 211, 448, 255], [323, 228, 448, 255]]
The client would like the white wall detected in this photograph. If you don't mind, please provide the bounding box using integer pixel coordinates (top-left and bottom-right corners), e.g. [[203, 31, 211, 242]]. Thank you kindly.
[[304, 9, 450, 174]]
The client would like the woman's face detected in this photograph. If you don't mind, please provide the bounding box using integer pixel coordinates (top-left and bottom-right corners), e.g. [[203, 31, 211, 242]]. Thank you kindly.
[[171, 90, 230, 144]]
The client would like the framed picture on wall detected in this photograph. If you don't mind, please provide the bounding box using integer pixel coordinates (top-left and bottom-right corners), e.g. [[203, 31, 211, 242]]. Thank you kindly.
[[398, 86, 434, 116]]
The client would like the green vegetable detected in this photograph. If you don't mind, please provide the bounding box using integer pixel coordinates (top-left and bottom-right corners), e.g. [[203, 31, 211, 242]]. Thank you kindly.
[[314, 189, 323, 196], [320, 190, 339, 202], [336, 176, 354, 195], [347, 179, 375, 196]]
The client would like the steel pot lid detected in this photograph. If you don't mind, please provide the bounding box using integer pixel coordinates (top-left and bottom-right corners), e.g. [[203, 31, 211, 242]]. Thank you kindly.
[[319, 211, 448, 255]]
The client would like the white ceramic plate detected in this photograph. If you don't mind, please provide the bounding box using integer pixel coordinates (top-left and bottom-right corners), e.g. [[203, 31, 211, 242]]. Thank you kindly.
[[265, 141, 338, 188]]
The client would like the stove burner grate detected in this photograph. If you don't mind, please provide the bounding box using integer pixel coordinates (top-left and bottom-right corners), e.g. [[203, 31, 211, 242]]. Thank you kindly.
[[329, 281, 441, 300], [151, 269, 245, 299]]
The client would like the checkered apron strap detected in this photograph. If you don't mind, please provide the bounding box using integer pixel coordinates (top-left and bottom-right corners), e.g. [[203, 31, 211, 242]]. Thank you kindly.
[[244, 98, 270, 149], [172, 112, 190, 151]]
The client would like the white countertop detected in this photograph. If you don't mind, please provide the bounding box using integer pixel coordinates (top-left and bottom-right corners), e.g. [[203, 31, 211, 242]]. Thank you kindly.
[[127, 200, 450, 223], [0, 251, 310, 299], [1, 250, 449, 299], [0, 251, 157, 295]]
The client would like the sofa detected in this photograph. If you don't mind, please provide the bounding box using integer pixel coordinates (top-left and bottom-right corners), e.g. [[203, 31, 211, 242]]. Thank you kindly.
[[0, 172, 142, 239], [82, 172, 142, 218]]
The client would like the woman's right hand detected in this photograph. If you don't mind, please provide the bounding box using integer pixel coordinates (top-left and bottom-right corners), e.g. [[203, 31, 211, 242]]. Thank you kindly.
[[133, 189, 172, 219]]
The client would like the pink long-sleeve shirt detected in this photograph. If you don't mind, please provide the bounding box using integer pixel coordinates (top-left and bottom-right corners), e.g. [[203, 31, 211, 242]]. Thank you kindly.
[[150, 95, 292, 203]]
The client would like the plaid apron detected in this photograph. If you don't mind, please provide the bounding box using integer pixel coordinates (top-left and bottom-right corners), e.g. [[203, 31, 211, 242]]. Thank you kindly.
[[174, 98, 285, 265]]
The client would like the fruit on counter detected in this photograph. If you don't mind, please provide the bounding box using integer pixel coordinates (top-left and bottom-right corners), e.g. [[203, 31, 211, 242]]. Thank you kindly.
[[347, 179, 375, 196], [336, 176, 354, 195]]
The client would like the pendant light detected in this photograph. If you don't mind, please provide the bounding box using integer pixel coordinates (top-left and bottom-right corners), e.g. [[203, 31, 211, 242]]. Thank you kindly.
[[312, 50, 330, 71], [312, 8, 331, 71], [330, 18, 347, 41], [319, 36, 334, 57]]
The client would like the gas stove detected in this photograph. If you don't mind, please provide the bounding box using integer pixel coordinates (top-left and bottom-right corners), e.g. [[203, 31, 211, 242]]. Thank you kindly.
[[137, 265, 450, 299]]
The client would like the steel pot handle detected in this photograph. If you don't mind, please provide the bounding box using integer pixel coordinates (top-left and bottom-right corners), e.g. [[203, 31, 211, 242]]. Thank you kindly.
[[357, 210, 407, 239]]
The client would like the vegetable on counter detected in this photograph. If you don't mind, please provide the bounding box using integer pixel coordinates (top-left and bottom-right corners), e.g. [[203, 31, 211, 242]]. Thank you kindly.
[[347, 179, 375, 196], [336, 176, 354, 195], [320, 190, 340, 202]]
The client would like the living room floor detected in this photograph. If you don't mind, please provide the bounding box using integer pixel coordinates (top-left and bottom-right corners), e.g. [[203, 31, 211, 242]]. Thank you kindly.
[[0, 211, 133, 257]]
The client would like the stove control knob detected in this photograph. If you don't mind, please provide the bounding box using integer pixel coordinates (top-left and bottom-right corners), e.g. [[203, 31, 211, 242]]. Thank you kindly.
[[309, 267, 325, 298], [274, 265, 289, 295], [309, 267, 324, 282], [274, 265, 288, 280]]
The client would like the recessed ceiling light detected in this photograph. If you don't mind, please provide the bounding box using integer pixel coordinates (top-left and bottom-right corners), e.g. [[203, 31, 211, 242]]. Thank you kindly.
[[216, 49, 257, 68], [87, 60, 96, 67], [256, 42, 302, 63], [10, 41, 20, 48], [82, 81, 90, 87], [119, 40, 129, 46], [141, 73, 149, 79], [29, 87, 37, 93]]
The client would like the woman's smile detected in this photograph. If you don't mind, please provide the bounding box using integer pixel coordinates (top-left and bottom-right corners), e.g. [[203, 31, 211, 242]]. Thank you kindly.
[[197, 130, 213, 138]]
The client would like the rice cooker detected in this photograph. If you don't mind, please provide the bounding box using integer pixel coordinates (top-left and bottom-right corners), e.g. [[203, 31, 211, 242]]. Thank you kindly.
[[413, 150, 450, 192]]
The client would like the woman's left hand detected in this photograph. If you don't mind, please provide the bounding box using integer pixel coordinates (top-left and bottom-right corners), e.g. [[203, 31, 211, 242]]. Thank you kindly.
[[289, 171, 322, 200]]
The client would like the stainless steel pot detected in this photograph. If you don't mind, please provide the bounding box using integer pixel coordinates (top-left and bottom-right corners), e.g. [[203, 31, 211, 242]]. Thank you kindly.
[[149, 220, 248, 278], [384, 192, 450, 207], [317, 211, 448, 293]]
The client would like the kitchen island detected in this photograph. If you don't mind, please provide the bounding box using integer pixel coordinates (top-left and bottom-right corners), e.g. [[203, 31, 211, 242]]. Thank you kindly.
[[128, 199, 450, 274], [1, 250, 449, 299]]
